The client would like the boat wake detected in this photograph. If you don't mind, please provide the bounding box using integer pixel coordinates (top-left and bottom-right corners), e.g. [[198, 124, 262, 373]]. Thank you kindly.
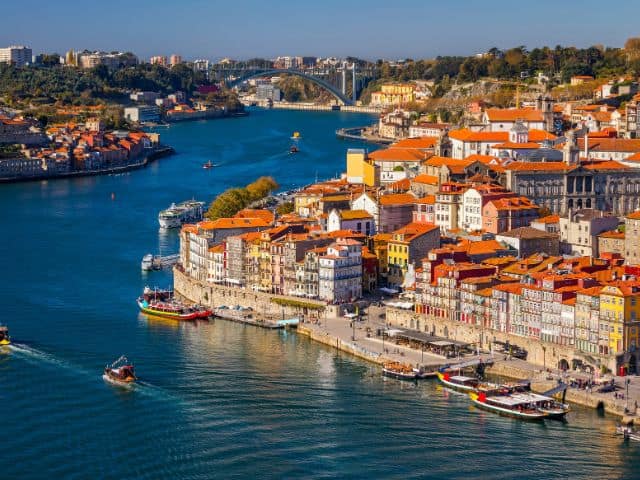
[[9, 344, 70, 367], [135, 380, 205, 413]]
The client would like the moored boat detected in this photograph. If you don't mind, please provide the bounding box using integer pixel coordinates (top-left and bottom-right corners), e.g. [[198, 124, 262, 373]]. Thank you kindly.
[[382, 362, 418, 381], [158, 200, 205, 229], [141, 253, 154, 271], [137, 288, 211, 321], [436, 371, 479, 392], [0, 325, 10, 345], [103, 355, 137, 385], [469, 391, 569, 421]]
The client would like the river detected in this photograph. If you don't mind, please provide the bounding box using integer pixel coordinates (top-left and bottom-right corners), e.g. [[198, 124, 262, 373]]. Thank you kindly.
[[0, 108, 637, 479]]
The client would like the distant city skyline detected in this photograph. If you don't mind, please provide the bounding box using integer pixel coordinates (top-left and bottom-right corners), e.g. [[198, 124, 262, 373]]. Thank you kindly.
[[3, 0, 640, 61]]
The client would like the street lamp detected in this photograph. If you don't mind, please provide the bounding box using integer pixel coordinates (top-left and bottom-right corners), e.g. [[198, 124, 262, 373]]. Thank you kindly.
[[542, 345, 547, 372]]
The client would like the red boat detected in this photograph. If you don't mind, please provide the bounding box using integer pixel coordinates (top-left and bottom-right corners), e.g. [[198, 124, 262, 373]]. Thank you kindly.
[[137, 297, 212, 320], [103, 356, 137, 385]]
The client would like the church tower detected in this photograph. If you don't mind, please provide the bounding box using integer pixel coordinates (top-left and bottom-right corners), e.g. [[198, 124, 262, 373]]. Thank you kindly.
[[563, 130, 580, 165], [435, 131, 451, 157], [537, 95, 555, 132]]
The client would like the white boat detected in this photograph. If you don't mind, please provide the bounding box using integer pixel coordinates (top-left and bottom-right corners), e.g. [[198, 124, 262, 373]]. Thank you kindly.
[[158, 200, 205, 229], [141, 253, 154, 271]]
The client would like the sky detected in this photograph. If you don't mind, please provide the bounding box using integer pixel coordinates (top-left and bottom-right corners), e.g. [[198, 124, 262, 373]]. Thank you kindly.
[[2, 0, 639, 61]]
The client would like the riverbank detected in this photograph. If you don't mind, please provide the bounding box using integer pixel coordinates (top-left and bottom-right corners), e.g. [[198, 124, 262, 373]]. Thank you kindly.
[[336, 126, 393, 145], [0, 146, 175, 184]]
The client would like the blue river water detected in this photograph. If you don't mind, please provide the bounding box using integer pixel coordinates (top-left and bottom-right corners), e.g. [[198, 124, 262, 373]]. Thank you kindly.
[[1, 108, 638, 479]]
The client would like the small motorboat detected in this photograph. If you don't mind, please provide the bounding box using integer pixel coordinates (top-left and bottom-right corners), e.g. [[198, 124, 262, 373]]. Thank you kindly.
[[291, 131, 301, 139], [203, 161, 216, 169], [0, 325, 10, 346], [103, 355, 137, 385], [289, 145, 299, 154]]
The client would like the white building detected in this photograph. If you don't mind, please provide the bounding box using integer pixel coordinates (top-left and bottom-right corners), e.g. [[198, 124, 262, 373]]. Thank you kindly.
[[124, 106, 161, 123], [0, 45, 32, 67], [206, 244, 225, 283], [326, 209, 375, 235], [559, 209, 619, 257], [318, 239, 363, 303]]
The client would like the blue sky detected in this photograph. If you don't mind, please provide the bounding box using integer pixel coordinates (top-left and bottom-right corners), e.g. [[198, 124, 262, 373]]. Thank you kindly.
[[2, 0, 639, 60]]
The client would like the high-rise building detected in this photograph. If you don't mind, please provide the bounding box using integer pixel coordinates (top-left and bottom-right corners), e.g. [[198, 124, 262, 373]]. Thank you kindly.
[[0, 45, 33, 67], [169, 55, 182, 67], [150, 56, 168, 66]]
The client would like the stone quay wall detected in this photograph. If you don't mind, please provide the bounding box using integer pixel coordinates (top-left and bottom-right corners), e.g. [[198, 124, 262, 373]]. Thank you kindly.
[[174, 267, 329, 319], [385, 307, 614, 372]]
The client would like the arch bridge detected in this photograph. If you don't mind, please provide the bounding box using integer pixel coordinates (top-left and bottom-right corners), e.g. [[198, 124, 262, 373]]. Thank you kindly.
[[211, 65, 376, 106]]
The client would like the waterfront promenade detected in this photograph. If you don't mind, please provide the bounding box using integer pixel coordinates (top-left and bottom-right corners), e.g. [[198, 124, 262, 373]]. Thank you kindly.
[[299, 308, 640, 421]]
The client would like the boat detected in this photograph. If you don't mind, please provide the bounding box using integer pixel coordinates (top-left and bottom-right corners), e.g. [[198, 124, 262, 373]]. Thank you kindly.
[[382, 362, 419, 381], [137, 288, 211, 321], [289, 145, 299, 154], [158, 200, 206, 229], [103, 355, 137, 385], [202, 161, 216, 169], [291, 131, 301, 139], [141, 253, 154, 271], [0, 325, 10, 345], [617, 425, 640, 441], [436, 371, 479, 392], [469, 391, 570, 421]]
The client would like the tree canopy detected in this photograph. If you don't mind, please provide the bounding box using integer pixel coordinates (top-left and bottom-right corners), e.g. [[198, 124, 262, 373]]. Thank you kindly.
[[206, 176, 278, 220]]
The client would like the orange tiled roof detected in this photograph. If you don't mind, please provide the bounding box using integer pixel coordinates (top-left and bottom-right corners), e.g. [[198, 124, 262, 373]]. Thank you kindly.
[[598, 230, 624, 239], [208, 217, 270, 229], [388, 178, 411, 191], [339, 209, 373, 220], [234, 209, 275, 223], [412, 174, 439, 185], [392, 137, 438, 149], [581, 160, 629, 171], [391, 222, 438, 241], [485, 108, 544, 122], [368, 147, 426, 162], [535, 215, 560, 224], [449, 128, 556, 143], [424, 156, 473, 168], [577, 137, 640, 153], [626, 211, 640, 220], [379, 193, 417, 206]]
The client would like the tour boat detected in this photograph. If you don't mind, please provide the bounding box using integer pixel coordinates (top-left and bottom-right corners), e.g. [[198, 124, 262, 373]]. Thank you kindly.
[[469, 391, 570, 421], [436, 371, 479, 392], [137, 294, 211, 321], [382, 362, 419, 381], [141, 253, 154, 271], [103, 355, 137, 385], [0, 325, 10, 346], [289, 145, 299, 154], [158, 200, 205, 229]]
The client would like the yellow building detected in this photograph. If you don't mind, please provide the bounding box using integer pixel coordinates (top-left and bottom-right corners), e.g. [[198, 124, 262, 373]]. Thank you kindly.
[[599, 285, 640, 357], [386, 222, 440, 287], [370, 83, 416, 107], [346, 148, 379, 187]]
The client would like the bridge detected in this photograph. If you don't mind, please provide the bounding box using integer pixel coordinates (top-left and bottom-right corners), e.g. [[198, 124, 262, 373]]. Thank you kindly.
[[210, 63, 377, 106]]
